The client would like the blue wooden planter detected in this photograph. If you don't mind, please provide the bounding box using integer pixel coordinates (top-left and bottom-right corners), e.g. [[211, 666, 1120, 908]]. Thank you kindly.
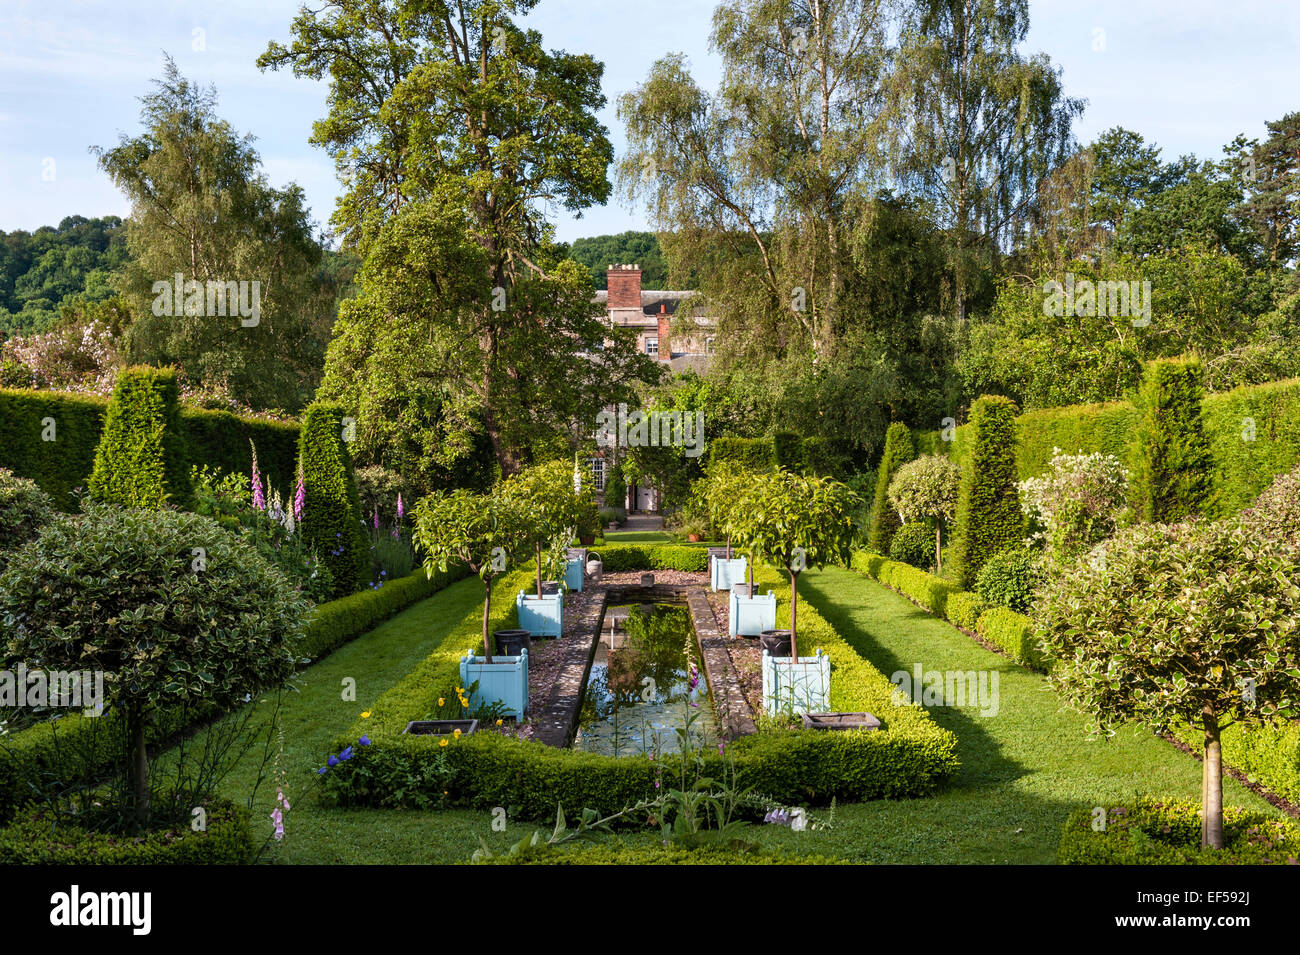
[[761, 649, 830, 715], [460, 649, 529, 718], [517, 590, 564, 637], [564, 557, 584, 592], [729, 589, 776, 636], [710, 555, 748, 592]]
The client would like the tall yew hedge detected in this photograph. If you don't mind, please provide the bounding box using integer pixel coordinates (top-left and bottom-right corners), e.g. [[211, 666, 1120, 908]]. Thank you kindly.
[[87, 366, 191, 509], [1132, 358, 1217, 522], [868, 422, 914, 553], [299, 403, 367, 598], [952, 396, 1022, 588]]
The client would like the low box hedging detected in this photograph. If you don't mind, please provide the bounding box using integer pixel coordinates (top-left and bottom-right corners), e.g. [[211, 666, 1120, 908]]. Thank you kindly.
[[851, 552, 958, 617], [593, 543, 708, 573], [1059, 798, 1300, 864], [299, 563, 470, 661], [975, 606, 1046, 670], [1171, 719, 1300, 808], [322, 563, 958, 817], [944, 591, 988, 631], [0, 798, 255, 864], [473, 842, 849, 865]]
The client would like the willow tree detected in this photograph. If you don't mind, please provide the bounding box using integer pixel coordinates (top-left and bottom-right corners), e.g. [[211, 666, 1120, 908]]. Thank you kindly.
[[260, 0, 657, 476], [893, 0, 1083, 321]]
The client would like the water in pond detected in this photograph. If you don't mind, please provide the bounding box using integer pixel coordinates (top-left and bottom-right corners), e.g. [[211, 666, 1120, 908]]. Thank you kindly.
[[573, 603, 717, 756]]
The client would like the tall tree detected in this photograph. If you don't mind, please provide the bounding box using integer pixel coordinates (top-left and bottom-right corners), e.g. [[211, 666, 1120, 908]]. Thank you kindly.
[[893, 0, 1083, 320], [261, 0, 653, 475], [94, 58, 333, 411], [1234, 112, 1300, 268]]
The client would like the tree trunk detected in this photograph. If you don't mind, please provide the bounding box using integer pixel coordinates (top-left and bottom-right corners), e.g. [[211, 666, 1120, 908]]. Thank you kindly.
[[129, 708, 150, 828], [1202, 710, 1224, 849], [789, 569, 800, 664], [935, 522, 943, 574], [482, 577, 494, 665], [535, 542, 543, 597]]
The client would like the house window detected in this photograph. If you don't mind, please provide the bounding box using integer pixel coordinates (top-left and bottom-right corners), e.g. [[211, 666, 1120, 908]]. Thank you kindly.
[[587, 457, 606, 491], [645, 337, 659, 357]]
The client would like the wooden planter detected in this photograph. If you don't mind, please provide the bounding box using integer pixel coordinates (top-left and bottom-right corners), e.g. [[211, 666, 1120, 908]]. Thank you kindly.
[[564, 557, 584, 592], [517, 590, 564, 637], [762, 649, 830, 715], [728, 589, 776, 637], [710, 555, 748, 592], [460, 650, 529, 718]]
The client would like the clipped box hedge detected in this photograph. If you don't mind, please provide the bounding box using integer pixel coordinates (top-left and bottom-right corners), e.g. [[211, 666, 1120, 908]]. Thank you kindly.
[[0, 799, 255, 864], [850, 551, 1046, 669], [1059, 798, 1300, 865], [593, 543, 708, 573], [1171, 719, 1300, 809]]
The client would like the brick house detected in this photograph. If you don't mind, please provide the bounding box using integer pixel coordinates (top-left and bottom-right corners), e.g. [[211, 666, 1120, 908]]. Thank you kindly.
[[587, 264, 713, 512]]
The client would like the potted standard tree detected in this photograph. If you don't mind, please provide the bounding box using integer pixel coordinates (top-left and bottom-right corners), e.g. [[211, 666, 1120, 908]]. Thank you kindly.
[[414, 488, 531, 718], [746, 471, 857, 715], [697, 465, 749, 591], [502, 460, 585, 635]]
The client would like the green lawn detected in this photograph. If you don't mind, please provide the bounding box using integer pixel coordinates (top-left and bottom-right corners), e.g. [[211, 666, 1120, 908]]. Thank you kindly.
[[602, 529, 678, 543], [192, 564, 1279, 864]]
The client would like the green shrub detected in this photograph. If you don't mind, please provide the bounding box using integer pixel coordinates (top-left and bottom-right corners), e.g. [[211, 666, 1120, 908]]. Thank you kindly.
[[974, 546, 1043, 614], [1172, 719, 1300, 807], [951, 395, 1022, 588], [1059, 799, 1300, 865], [594, 543, 708, 572], [944, 591, 988, 631], [0, 388, 106, 510], [800, 436, 852, 479], [772, 431, 805, 472], [1131, 358, 1216, 522], [868, 423, 913, 554], [0, 468, 53, 571], [708, 437, 777, 473], [850, 551, 888, 579], [976, 606, 1046, 669], [0, 799, 255, 864], [87, 366, 191, 509], [299, 403, 368, 598], [603, 466, 626, 510], [888, 521, 933, 569], [875, 559, 959, 617], [1238, 462, 1300, 547]]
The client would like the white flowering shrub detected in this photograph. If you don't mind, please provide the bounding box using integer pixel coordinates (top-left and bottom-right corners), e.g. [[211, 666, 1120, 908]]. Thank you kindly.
[[1018, 449, 1129, 564]]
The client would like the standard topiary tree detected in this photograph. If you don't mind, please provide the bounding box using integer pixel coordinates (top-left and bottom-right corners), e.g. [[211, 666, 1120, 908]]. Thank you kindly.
[[1131, 358, 1216, 522], [502, 459, 587, 594], [868, 422, 915, 554], [0, 504, 305, 827], [87, 365, 192, 509], [1037, 517, 1300, 850], [888, 453, 961, 572], [741, 471, 856, 662], [951, 395, 1023, 589], [414, 489, 530, 663], [299, 403, 368, 598]]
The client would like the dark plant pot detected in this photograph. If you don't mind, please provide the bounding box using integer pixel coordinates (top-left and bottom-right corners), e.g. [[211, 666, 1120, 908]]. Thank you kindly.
[[707, 547, 728, 560], [733, 582, 754, 598], [801, 712, 881, 732], [579, 534, 595, 546], [640, 572, 655, 587], [760, 629, 793, 655], [540, 581, 561, 596], [403, 719, 479, 736], [494, 629, 531, 657]]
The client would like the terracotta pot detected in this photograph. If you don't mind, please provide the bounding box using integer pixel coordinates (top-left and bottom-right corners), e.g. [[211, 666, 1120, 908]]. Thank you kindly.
[[687, 533, 701, 542]]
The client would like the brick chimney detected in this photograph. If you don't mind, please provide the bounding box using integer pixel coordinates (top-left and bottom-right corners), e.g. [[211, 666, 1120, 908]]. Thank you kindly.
[[606, 263, 642, 310], [657, 304, 670, 361]]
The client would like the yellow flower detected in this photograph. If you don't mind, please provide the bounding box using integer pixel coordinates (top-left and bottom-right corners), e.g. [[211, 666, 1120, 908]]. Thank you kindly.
[[456, 687, 464, 694], [439, 738, 449, 747], [438, 698, 445, 707], [496, 719, 503, 726], [453, 728, 462, 738], [361, 711, 371, 718]]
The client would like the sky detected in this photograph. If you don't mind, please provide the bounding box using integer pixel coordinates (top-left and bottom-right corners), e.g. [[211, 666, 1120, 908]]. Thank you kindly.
[[1, 0, 1298, 244]]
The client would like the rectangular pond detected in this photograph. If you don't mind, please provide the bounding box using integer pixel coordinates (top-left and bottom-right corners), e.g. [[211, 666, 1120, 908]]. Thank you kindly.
[[572, 601, 718, 757]]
